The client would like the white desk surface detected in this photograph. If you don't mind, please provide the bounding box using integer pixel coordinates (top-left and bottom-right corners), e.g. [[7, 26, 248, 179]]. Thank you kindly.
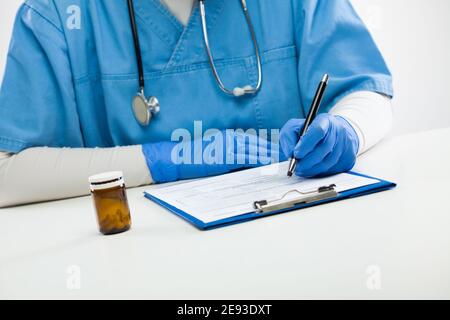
[[1, 128, 449, 300]]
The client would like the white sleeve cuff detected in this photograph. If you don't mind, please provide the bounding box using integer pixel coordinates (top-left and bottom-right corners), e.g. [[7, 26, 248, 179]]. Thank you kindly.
[[329, 91, 393, 155]]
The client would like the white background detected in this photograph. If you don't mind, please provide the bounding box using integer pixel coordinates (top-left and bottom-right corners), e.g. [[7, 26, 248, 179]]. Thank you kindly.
[[1, 0, 449, 137]]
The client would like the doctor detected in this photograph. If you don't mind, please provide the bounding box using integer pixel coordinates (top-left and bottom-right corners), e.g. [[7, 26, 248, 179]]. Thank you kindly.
[[0, 0, 393, 207]]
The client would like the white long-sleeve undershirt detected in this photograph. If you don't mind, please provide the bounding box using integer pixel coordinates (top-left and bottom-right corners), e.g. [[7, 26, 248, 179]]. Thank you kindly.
[[331, 91, 393, 155], [0, 91, 392, 207], [0, 146, 152, 207]]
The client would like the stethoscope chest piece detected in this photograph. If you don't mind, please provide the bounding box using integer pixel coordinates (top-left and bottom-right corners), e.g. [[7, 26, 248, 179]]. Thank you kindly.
[[132, 91, 160, 127]]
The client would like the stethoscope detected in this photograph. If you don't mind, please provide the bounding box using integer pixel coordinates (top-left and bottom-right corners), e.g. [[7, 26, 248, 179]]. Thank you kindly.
[[127, 0, 263, 126]]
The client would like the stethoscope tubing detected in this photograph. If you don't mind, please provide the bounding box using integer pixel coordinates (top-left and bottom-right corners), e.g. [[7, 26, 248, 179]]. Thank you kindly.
[[126, 0, 264, 126], [199, 0, 263, 96], [127, 0, 145, 93]]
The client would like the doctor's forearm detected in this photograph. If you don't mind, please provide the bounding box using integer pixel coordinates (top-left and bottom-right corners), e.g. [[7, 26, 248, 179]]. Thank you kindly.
[[0, 146, 152, 208], [330, 91, 393, 155], [0, 91, 392, 207]]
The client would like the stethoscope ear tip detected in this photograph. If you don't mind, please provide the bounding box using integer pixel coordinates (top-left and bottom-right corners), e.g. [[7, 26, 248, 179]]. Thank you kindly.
[[233, 85, 255, 97]]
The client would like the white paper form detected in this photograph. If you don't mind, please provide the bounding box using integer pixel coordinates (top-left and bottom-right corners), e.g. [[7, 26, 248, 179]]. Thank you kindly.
[[145, 162, 380, 224]]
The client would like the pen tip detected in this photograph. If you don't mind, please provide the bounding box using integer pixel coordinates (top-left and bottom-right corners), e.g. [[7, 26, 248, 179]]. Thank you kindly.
[[322, 74, 329, 83], [287, 171, 293, 177]]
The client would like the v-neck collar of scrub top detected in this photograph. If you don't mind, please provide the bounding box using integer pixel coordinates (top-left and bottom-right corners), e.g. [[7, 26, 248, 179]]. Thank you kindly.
[[133, 0, 225, 69]]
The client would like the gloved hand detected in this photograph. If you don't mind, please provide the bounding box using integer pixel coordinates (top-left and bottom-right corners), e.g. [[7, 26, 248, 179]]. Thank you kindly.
[[143, 130, 286, 183], [280, 114, 359, 178]]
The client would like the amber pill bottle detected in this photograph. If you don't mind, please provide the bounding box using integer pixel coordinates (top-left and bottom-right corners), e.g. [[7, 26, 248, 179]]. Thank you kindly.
[[89, 172, 132, 235]]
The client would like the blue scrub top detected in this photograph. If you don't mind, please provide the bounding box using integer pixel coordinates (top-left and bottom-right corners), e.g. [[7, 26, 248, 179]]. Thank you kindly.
[[0, 0, 393, 153]]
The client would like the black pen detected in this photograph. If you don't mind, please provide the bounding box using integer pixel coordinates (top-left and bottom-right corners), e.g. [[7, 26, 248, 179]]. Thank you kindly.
[[287, 74, 329, 177]]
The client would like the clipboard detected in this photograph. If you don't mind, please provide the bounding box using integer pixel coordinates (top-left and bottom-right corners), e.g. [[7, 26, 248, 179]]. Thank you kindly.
[[144, 171, 396, 231]]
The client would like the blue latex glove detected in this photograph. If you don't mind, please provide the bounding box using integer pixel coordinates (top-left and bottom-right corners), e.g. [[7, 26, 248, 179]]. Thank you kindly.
[[143, 130, 286, 183], [280, 114, 359, 178]]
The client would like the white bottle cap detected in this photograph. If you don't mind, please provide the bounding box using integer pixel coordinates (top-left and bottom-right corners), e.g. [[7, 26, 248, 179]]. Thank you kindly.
[[89, 171, 125, 191]]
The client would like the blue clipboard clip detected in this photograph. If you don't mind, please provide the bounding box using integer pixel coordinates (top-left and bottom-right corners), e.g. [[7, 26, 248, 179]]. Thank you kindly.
[[253, 184, 338, 214]]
